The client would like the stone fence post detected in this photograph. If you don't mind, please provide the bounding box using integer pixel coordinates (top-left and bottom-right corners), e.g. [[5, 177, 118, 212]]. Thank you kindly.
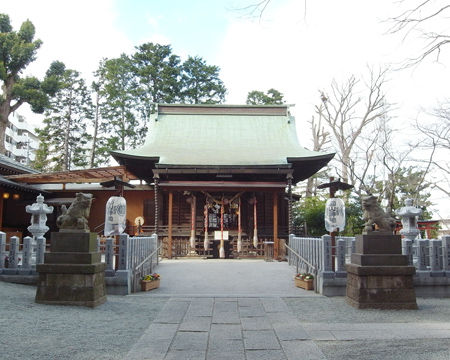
[[36, 236, 46, 265], [417, 239, 428, 272], [336, 238, 346, 277], [0, 232, 6, 270], [21, 236, 32, 270], [443, 235, 450, 277], [118, 234, 129, 270], [105, 237, 115, 275], [321, 235, 334, 278], [430, 239, 444, 276], [9, 236, 19, 269]]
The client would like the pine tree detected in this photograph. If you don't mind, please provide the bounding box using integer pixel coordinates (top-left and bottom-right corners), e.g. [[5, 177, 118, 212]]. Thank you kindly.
[[36, 65, 92, 171], [181, 56, 226, 104]]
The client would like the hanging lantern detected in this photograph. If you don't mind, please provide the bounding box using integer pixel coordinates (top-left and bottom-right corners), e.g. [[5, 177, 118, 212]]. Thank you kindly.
[[104, 196, 127, 236], [325, 198, 346, 232]]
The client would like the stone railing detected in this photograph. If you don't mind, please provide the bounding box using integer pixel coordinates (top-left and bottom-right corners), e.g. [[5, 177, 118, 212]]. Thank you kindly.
[[288, 234, 450, 296], [0, 232, 47, 275], [0, 232, 161, 295]]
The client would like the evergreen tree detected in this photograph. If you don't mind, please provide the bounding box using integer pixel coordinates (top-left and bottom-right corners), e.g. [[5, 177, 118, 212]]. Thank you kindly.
[[36, 65, 92, 171], [246, 88, 284, 105], [0, 14, 59, 155], [94, 55, 144, 154], [132, 42, 181, 118], [181, 56, 226, 104]]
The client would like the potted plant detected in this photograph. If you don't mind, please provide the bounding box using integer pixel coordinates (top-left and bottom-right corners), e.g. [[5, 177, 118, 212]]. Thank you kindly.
[[141, 273, 161, 291], [294, 273, 314, 290]]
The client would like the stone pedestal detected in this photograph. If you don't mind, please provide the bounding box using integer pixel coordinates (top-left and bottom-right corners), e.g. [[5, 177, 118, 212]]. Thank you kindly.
[[35, 232, 106, 308], [346, 231, 417, 309]]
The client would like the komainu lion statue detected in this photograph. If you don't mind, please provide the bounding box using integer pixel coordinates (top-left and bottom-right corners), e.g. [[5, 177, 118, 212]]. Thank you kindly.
[[361, 195, 396, 233], [57, 193, 93, 232]]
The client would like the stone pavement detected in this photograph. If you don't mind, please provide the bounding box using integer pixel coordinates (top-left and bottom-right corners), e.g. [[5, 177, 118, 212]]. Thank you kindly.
[[123, 259, 450, 360], [125, 296, 325, 360]]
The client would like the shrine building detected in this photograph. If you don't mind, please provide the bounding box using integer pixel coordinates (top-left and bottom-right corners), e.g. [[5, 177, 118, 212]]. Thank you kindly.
[[4, 104, 334, 259], [111, 104, 334, 259]]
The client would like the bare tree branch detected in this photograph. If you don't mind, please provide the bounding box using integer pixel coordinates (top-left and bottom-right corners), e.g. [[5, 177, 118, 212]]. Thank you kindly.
[[389, 1, 450, 66], [316, 67, 389, 185]]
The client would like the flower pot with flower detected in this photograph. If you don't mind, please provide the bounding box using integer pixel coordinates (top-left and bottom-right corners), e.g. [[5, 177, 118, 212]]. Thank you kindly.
[[141, 273, 161, 291], [294, 273, 314, 290]]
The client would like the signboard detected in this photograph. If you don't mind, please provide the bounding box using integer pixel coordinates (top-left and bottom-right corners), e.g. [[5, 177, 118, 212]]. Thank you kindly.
[[104, 196, 127, 236], [214, 231, 229, 240], [325, 198, 345, 232]]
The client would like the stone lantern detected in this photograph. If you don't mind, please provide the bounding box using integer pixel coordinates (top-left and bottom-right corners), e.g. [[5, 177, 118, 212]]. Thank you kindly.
[[26, 194, 54, 264], [395, 198, 422, 241]]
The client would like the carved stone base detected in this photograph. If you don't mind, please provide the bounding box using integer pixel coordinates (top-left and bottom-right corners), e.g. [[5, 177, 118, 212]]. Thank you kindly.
[[346, 264, 417, 309], [346, 232, 417, 310], [35, 232, 106, 308]]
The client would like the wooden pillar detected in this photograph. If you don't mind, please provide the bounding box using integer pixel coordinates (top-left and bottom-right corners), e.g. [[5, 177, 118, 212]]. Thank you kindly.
[[287, 174, 293, 236], [329, 177, 337, 271], [154, 175, 159, 235], [273, 191, 279, 259], [168, 191, 173, 259], [189, 195, 197, 251]]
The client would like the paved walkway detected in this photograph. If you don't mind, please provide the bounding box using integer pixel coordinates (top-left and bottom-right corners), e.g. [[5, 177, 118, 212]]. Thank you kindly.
[[123, 259, 450, 360]]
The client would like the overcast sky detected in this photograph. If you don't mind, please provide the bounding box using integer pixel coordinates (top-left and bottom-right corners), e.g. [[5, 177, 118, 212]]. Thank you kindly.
[[3, 0, 450, 216]]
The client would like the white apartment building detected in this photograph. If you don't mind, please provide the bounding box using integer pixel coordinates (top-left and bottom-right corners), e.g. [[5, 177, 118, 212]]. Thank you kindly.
[[5, 112, 39, 166]]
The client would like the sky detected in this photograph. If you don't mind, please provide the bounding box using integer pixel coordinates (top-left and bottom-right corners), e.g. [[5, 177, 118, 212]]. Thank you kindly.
[[2, 0, 450, 217]]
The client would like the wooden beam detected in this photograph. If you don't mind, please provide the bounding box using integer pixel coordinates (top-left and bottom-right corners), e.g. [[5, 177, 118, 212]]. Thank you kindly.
[[4, 165, 136, 184], [273, 191, 279, 259], [168, 191, 173, 259]]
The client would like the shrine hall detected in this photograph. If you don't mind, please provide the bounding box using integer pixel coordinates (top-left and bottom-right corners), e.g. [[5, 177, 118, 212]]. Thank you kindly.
[[111, 104, 334, 259], [5, 104, 334, 260]]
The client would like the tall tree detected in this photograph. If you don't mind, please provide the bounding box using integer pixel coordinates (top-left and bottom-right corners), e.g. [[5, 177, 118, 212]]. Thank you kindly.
[[246, 88, 284, 105], [95, 55, 145, 154], [316, 68, 389, 187], [132, 43, 181, 119], [181, 56, 226, 104], [0, 14, 58, 155], [36, 65, 92, 171]]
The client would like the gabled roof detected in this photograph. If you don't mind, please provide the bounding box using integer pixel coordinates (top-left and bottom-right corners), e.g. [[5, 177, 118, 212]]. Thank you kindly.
[[0, 175, 45, 193], [112, 104, 334, 183], [0, 154, 39, 175]]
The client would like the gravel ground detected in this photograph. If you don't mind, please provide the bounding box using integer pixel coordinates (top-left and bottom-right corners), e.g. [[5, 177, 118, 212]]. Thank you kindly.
[[286, 296, 450, 360], [318, 339, 450, 360], [285, 297, 450, 323], [0, 282, 168, 360]]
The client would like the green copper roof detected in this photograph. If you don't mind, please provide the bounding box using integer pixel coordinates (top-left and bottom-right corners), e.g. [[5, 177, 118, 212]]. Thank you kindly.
[[112, 105, 334, 167]]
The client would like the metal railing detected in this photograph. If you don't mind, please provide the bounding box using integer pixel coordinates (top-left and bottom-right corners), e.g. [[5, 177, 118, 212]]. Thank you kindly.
[[131, 241, 162, 293], [285, 242, 319, 293]]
